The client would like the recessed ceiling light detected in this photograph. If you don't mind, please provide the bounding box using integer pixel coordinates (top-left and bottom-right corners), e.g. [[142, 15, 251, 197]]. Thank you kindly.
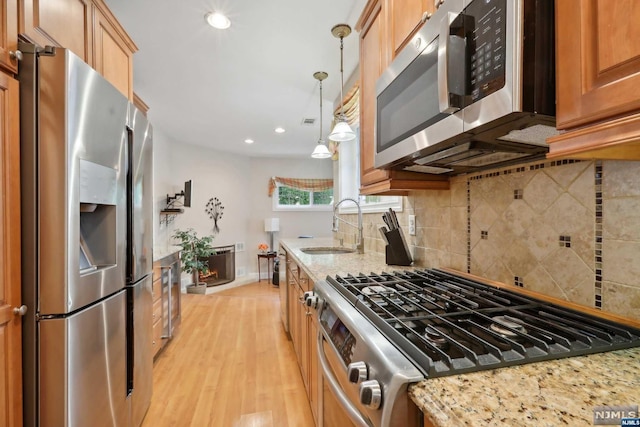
[[244, 139, 254, 144], [205, 12, 231, 29], [275, 127, 285, 134]]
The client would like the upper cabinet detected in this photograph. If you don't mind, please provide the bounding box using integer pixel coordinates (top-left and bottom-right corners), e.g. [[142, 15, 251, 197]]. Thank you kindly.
[[547, 0, 640, 159], [387, 0, 435, 60], [0, 0, 19, 74], [19, 0, 93, 64], [18, 0, 137, 99], [356, 0, 449, 195], [92, 0, 136, 99]]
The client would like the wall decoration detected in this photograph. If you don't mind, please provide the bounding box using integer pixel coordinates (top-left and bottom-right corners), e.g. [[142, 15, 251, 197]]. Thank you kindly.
[[205, 197, 224, 234]]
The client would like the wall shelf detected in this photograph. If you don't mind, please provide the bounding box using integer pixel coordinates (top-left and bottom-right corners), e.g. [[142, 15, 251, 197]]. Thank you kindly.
[[159, 208, 183, 226]]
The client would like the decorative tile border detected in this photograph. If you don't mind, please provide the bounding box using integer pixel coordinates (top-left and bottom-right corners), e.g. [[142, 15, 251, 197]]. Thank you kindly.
[[465, 158, 596, 296], [595, 160, 603, 309]]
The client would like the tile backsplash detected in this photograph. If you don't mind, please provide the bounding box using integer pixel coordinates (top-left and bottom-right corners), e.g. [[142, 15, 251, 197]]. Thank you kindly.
[[339, 159, 640, 320]]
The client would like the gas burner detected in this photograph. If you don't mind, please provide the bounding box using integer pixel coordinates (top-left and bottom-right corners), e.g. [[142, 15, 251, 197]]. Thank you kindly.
[[424, 326, 448, 349], [362, 285, 388, 295], [490, 315, 526, 338]]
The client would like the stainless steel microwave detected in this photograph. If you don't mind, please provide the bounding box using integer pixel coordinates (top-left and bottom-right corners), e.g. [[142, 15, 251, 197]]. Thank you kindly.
[[374, 0, 558, 175]]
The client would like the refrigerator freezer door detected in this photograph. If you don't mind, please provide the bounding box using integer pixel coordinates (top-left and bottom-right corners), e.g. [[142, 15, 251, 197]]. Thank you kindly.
[[128, 107, 153, 283], [39, 290, 128, 427], [129, 274, 154, 427]]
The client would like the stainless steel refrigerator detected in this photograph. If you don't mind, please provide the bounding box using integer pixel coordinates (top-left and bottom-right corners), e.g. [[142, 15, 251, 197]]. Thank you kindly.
[[19, 43, 153, 427]]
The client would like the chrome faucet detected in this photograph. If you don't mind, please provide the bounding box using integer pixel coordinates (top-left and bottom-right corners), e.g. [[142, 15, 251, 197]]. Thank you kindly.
[[333, 198, 364, 254]]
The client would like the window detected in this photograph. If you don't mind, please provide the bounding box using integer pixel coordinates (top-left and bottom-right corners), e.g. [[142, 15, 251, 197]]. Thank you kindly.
[[272, 184, 333, 211], [338, 126, 402, 213]]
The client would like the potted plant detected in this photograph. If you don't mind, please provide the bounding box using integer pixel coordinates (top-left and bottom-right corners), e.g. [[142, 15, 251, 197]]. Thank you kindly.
[[172, 228, 215, 294]]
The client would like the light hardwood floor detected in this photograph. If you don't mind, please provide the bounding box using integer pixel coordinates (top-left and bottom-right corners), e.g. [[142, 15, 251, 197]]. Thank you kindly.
[[142, 282, 315, 427]]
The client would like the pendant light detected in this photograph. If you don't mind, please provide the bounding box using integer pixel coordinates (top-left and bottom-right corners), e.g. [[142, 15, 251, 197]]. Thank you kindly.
[[311, 71, 332, 159], [328, 24, 356, 142]]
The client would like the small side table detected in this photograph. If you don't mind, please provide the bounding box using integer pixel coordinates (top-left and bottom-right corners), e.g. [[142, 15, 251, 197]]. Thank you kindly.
[[257, 252, 277, 283]]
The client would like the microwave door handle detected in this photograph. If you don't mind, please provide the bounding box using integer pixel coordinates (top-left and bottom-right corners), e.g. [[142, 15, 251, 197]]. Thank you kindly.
[[438, 12, 461, 114], [317, 332, 372, 427]]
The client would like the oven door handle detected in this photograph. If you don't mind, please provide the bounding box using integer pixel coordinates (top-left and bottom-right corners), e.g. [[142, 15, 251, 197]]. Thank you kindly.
[[317, 332, 372, 427]]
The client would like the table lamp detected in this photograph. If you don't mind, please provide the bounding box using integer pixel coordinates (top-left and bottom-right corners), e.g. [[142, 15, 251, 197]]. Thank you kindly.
[[264, 218, 280, 252]]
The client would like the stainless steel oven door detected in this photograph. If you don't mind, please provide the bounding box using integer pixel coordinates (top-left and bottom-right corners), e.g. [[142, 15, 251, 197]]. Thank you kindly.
[[313, 279, 424, 427], [317, 331, 371, 427]]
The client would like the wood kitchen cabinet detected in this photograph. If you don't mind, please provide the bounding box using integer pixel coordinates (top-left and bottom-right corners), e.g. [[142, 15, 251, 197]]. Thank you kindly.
[[547, 0, 640, 159], [356, 0, 450, 196], [19, 0, 93, 63], [387, 0, 435, 59], [285, 254, 320, 422], [18, 0, 137, 99], [0, 71, 23, 427], [91, 0, 136, 99], [1, 0, 19, 74]]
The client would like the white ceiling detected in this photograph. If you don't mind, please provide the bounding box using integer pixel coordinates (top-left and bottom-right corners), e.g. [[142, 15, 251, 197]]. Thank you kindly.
[[104, 0, 367, 159]]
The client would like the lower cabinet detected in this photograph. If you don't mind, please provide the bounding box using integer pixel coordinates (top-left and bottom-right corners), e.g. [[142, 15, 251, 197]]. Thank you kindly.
[[285, 254, 320, 423]]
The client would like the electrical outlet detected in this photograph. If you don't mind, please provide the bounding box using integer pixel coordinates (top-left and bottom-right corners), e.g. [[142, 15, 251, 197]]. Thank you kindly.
[[408, 215, 416, 236]]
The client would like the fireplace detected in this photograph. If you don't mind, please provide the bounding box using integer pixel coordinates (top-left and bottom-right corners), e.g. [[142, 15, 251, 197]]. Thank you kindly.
[[199, 245, 235, 286]]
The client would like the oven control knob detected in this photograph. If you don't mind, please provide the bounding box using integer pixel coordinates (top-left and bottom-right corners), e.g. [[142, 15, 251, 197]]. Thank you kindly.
[[359, 380, 382, 409], [347, 361, 368, 383], [303, 291, 319, 308]]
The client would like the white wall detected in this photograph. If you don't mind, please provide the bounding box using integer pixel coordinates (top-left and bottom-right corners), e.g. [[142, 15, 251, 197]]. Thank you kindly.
[[247, 157, 334, 259], [153, 130, 333, 282]]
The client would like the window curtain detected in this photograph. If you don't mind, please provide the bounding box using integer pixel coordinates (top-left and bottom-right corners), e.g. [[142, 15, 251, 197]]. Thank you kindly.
[[330, 84, 360, 160], [268, 176, 334, 197]]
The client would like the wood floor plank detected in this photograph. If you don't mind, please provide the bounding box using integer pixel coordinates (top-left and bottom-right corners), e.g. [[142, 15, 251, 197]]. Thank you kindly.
[[141, 282, 314, 427]]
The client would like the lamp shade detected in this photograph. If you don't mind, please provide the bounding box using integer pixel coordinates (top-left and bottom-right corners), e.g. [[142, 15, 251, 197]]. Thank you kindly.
[[328, 120, 356, 142], [264, 218, 280, 232], [311, 143, 331, 159]]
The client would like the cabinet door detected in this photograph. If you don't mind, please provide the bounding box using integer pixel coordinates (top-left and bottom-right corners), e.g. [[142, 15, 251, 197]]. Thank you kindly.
[[0, 72, 22, 427], [19, 0, 92, 63], [359, 1, 391, 188], [1, 0, 18, 73], [388, 0, 433, 59], [556, 0, 640, 129], [92, 2, 135, 99]]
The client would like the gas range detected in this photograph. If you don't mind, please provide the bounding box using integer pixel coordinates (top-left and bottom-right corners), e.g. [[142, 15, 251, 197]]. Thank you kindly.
[[326, 268, 640, 378], [312, 268, 640, 427]]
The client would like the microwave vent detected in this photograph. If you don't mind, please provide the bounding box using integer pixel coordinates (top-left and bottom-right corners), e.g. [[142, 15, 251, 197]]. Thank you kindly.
[[404, 165, 454, 174], [497, 124, 559, 146]]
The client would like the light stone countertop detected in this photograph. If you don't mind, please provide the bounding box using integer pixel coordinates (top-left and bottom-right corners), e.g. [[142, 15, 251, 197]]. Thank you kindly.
[[153, 245, 181, 262], [279, 237, 640, 427]]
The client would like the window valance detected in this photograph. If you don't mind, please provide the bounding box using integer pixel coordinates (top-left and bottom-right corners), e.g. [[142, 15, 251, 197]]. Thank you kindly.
[[268, 176, 334, 197], [332, 84, 360, 126]]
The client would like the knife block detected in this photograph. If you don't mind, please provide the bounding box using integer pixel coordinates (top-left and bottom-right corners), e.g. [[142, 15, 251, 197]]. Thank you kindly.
[[384, 228, 413, 266]]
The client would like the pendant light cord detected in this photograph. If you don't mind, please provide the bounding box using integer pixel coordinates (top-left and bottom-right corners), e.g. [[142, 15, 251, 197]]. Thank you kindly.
[[339, 36, 345, 118], [319, 79, 323, 141]]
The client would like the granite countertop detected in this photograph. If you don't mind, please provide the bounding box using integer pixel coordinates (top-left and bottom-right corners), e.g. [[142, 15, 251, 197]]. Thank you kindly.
[[279, 237, 640, 427]]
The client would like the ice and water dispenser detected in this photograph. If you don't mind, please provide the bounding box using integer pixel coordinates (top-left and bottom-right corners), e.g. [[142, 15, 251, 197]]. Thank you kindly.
[[79, 159, 118, 274]]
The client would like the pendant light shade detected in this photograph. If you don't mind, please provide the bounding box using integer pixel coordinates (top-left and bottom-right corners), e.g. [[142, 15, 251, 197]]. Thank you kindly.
[[311, 71, 332, 159], [328, 118, 355, 142], [329, 24, 356, 142], [311, 143, 331, 159]]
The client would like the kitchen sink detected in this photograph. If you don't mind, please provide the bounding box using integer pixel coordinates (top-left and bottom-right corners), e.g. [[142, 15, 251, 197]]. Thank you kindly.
[[300, 246, 355, 255]]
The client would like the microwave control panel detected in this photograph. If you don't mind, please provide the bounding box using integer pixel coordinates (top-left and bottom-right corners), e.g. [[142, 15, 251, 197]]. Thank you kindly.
[[464, 0, 506, 102]]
